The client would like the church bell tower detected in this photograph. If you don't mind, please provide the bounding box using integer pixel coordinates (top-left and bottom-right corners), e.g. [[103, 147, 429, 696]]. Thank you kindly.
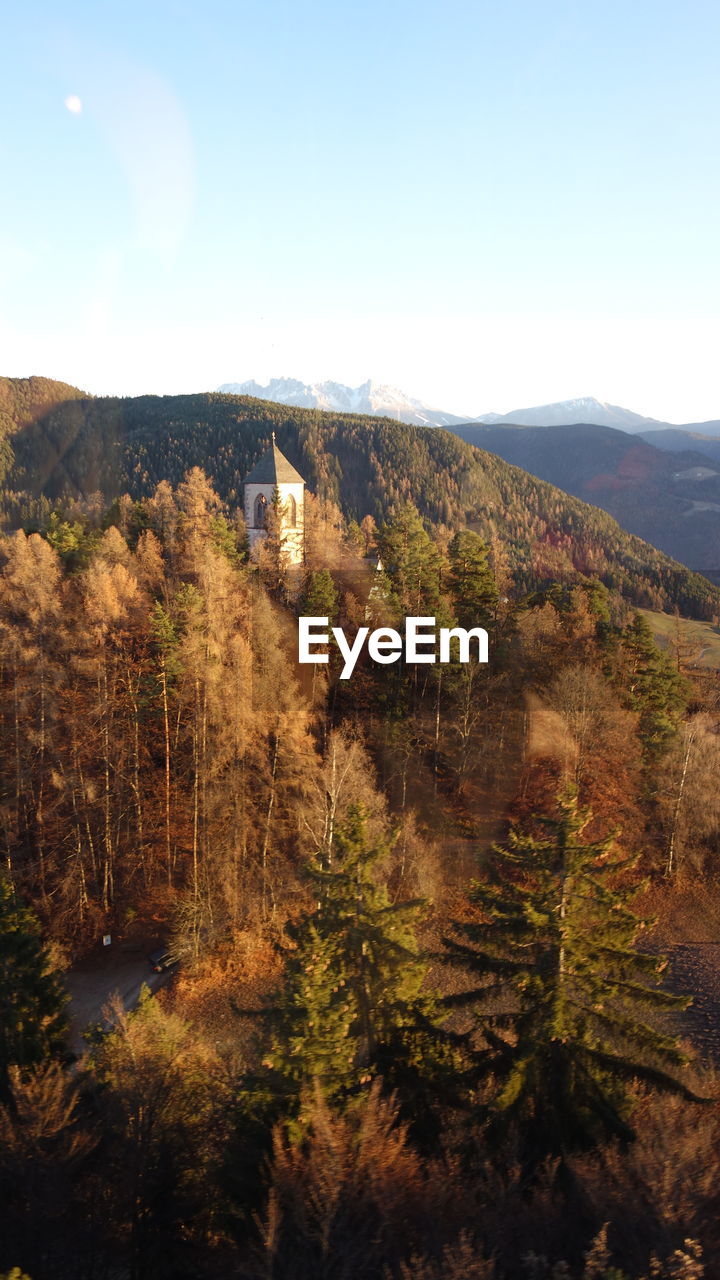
[[243, 433, 305, 566]]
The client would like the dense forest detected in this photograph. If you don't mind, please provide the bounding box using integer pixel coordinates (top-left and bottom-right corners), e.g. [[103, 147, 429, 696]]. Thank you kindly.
[[2, 445, 720, 1279], [2, 377, 719, 619]]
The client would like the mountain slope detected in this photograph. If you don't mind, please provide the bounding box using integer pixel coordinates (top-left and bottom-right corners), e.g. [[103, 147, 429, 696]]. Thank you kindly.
[[3, 382, 718, 619], [449, 422, 720, 572], [675, 419, 720, 436], [216, 377, 470, 427], [640, 429, 720, 461], [0, 375, 89, 485]]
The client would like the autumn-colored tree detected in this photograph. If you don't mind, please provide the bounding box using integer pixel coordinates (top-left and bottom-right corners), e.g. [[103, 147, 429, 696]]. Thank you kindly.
[[80, 546, 149, 910], [92, 989, 230, 1279], [303, 492, 348, 570], [0, 1064, 96, 1276], [0, 532, 64, 897], [252, 1085, 433, 1280], [659, 712, 720, 878]]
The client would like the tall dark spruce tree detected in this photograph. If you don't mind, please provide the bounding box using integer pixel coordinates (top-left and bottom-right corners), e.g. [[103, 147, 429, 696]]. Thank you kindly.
[[620, 613, 688, 770], [444, 791, 700, 1164], [226, 808, 451, 1222], [447, 529, 499, 629], [264, 807, 448, 1106], [0, 877, 68, 1100], [299, 569, 339, 623], [375, 503, 444, 618]]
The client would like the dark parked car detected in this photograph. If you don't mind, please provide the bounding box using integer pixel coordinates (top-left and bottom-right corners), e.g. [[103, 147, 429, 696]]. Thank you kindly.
[[147, 946, 177, 973]]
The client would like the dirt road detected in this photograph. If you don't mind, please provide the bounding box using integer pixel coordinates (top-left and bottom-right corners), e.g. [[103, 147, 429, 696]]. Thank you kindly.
[[64, 936, 720, 1067], [666, 942, 720, 1065], [64, 938, 174, 1055]]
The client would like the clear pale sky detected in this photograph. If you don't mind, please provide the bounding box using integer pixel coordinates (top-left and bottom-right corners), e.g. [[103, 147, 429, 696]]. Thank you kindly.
[[2, 0, 720, 422]]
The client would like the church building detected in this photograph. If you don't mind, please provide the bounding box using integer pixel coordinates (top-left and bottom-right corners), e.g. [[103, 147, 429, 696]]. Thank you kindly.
[[243, 434, 305, 565]]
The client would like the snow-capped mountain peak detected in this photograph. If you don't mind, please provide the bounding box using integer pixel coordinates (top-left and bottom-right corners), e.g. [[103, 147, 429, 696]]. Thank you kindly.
[[216, 377, 471, 428], [216, 382, 676, 434], [474, 397, 667, 432]]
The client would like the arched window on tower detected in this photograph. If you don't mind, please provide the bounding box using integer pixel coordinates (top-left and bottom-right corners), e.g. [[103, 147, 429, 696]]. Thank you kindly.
[[286, 493, 297, 527], [254, 493, 268, 527]]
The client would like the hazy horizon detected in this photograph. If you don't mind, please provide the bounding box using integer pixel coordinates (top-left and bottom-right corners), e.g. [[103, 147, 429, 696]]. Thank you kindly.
[[5, 368, 720, 428]]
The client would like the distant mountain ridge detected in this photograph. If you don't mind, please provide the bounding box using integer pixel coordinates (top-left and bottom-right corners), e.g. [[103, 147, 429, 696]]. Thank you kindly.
[[640, 428, 720, 460], [216, 377, 470, 428], [476, 398, 720, 437], [217, 383, 720, 437], [475, 397, 669, 432]]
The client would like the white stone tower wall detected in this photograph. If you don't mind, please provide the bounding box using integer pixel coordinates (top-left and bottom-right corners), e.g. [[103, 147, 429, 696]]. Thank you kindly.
[[245, 480, 305, 565]]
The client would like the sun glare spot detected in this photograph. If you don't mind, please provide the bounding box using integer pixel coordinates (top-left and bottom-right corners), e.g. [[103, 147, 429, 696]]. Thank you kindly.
[[64, 94, 83, 115]]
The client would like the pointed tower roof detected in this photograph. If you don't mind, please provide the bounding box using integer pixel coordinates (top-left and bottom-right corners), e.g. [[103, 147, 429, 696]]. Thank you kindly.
[[243, 434, 305, 485]]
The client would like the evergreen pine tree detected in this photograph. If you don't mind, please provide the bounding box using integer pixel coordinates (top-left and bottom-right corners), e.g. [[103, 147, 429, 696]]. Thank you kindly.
[[299, 569, 339, 623], [444, 792, 699, 1163], [0, 878, 68, 1101], [263, 808, 452, 1123], [228, 809, 451, 1220], [263, 922, 357, 1099], [375, 504, 444, 617], [447, 530, 499, 629], [620, 614, 688, 769], [345, 518, 365, 554]]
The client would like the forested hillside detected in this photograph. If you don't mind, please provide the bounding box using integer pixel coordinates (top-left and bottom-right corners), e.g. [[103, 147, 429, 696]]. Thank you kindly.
[[449, 420, 720, 573], [2, 466, 720, 1278], [0, 375, 89, 488], [2, 380, 720, 619]]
